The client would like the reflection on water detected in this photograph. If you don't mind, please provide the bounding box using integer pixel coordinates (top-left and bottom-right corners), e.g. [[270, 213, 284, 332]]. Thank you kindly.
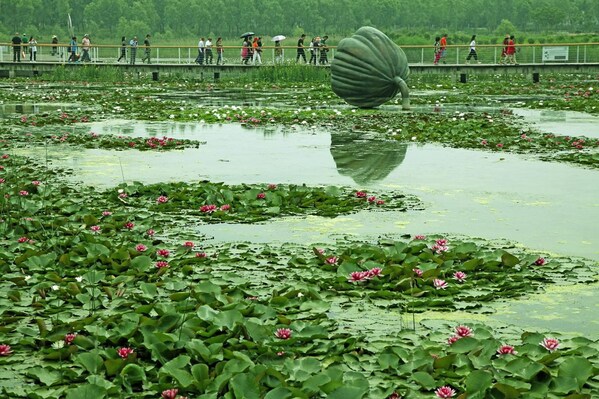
[[512, 108, 599, 137], [330, 132, 407, 186], [0, 103, 82, 117]]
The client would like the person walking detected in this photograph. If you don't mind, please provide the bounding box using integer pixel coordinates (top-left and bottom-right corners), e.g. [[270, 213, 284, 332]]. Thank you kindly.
[[117, 36, 127, 62], [319, 35, 329, 65], [296, 33, 306, 63], [274, 40, 283, 64], [216, 37, 224, 65], [499, 34, 509, 64], [12, 33, 22, 62], [308, 37, 317, 65], [51, 35, 58, 56], [141, 34, 151, 64], [439, 34, 448, 63], [506, 35, 517, 64], [68, 36, 78, 62], [28, 36, 37, 62], [465, 35, 480, 63], [129, 36, 138, 64], [196, 37, 205, 64], [205, 37, 213, 64], [81, 34, 91, 62], [252, 36, 262, 65], [433, 36, 441, 64]]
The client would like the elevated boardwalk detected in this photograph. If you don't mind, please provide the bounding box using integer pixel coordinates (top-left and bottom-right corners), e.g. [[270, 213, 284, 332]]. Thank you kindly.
[[1, 61, 598, 82]]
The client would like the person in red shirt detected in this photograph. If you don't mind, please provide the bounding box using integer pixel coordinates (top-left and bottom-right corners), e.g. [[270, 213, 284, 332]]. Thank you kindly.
[[506, 35, 517, 64], [439, 34, 448, 63]]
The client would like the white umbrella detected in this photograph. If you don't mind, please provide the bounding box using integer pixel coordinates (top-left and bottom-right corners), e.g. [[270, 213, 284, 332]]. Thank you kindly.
[[271, 35, 286, 42]]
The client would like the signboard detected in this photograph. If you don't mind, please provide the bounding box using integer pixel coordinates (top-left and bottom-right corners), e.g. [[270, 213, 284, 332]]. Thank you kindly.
[[542, 46, 569, 62]]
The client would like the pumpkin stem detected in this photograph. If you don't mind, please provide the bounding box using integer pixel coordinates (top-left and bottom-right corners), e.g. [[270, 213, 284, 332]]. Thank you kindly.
[[394, 77, 411, 110]]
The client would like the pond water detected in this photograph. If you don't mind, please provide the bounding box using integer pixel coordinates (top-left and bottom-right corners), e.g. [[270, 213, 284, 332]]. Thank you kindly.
[[512, 108, 599, 137], [17, 117, 599, 335], [28, 121, 599, 263]]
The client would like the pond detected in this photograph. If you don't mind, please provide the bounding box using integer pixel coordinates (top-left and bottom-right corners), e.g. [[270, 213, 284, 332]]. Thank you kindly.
[[28, 120, 598, 263]]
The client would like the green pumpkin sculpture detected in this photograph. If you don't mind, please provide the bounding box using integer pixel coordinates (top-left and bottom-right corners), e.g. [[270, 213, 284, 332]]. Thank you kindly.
[[331, 27, 410, 109]]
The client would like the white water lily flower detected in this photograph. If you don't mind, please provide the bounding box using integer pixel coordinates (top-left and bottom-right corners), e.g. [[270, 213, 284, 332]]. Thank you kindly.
[[75, 276, 83, 282], [51, 285, 59, 291], [52, 341, 65, 349]]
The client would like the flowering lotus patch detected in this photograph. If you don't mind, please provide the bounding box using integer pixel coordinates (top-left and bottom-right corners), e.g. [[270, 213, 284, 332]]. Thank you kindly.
[[540, 337, 560, 352], [0, 344, 12, 356], [497, 344, 517, 355], [162, 389, 178, 399], [117, 347, 134, 359], [64, 334, 77, 345], [156, 249, 171, 258], [433, 279, 448, 289], [155, 261, 169, 269], [455, 325, 473, 337], [453, 271, 467, 283], [274, 328, 292, 340], [435, 386, 456, 398], [534, 257, 546, 266], [325, 256, 338, 265], [200, 204, 218, 213]]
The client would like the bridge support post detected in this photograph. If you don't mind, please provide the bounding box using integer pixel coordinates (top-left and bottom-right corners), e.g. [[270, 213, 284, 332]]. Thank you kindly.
[[460, 73, 467, 83], [152, 71, 159, 81], [8, 70, 15, 78], [214, 72, 220, 82], [532, 72, 540, 83]]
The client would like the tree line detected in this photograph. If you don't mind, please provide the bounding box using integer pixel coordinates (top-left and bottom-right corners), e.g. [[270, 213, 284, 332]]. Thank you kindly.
[[1, 0, 598, 43]]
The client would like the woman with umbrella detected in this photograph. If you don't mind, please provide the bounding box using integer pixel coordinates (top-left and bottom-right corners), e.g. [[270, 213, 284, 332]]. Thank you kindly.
[[272, 35, 285, 64], [240, 32, 253, 65]]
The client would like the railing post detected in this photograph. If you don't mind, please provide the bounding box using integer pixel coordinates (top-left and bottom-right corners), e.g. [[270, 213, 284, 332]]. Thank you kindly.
[[576, 45, 579, 63], [156, 48, 159, 64], [421, 48, 424, 64], [584, 45, 587, 63], [532, 47, 535, 64], [456, 47, 459, 64]]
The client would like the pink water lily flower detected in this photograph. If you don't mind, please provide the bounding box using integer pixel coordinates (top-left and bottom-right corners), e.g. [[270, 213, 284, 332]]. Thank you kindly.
[[534, 257, 546, 266], [161, 389, 178, 399], [413, 268, 423, 277], [0, 344, 13, 356], [195, 252, 207, 258], [200, 204, 217, 213], [183, 241, 194, 248], [135, 244, 147, 252], [19, 190, 29, 196], [435, 386, 456, 398], [117, 347, 134, 359], [325, 256, 338, 265], [433, 279, 448, 290], [256, 192, 266, 199], [367, 267, 383, 278], [18, 236, 28, 243], [540, 337, 559, 352], [267, 184, 277, 190], [123, 221, 135, 230], [220, 204, 231, 211], [414, 235, 426, 240], [155, 261, 169, 269], [497, 344, 517, 355], [376, 199, 385, 205], [348, 271, 370, 283], [90, 225, 101, 234], [453, 271, 467, 283], [455, 325, 473, 337], [102, 210, 112, 216], [367, 196, 377, 203], [355, 191, 367, 198], [146, 229, 155, 236], [156, 195, 169, 203], [64, 333, 77, 345], [274, 328, 292, 340], [32, 180, 41, 186], [156, 249, 170, 258]]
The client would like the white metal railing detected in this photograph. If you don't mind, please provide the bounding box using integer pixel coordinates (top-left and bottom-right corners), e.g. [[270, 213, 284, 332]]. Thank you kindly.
[[1, 42, 598, 65]]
